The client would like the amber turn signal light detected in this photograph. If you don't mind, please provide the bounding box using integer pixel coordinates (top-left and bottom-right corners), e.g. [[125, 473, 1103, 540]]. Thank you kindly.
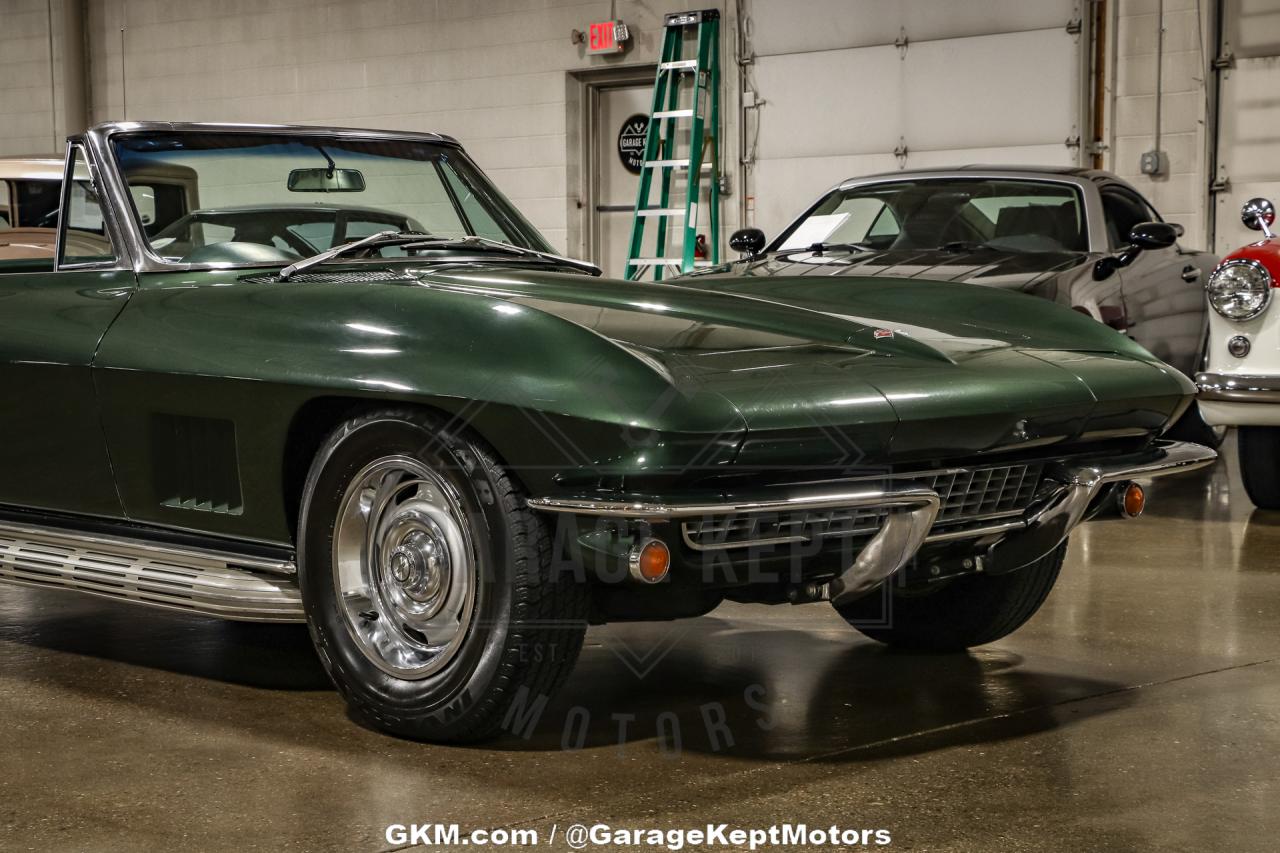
[[629, 538, 670, 584], [1116, 481, 1146, 519]]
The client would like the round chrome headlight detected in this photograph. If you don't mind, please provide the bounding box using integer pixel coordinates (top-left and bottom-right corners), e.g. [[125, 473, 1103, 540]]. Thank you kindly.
[[1207, 258, 1273, 320]]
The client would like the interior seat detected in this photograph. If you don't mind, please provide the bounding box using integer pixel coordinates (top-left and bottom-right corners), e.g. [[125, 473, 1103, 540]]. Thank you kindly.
[[994, 202, 1080, 250]]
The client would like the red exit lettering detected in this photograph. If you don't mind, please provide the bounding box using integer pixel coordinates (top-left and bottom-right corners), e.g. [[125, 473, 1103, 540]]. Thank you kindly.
[[589, 21, 615, 52]]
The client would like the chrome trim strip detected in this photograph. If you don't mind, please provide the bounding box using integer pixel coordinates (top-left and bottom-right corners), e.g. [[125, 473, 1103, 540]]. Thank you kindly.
[[681, 529, 808, 551], [679, 506, 1031, 552], [924, 519, 1027, 543], [1196, 372, 1280, 403], [53, 140, 132, 274], [526, 486, 929, 519], [0, 519, 302, 623], [0, 519, 295, 575]]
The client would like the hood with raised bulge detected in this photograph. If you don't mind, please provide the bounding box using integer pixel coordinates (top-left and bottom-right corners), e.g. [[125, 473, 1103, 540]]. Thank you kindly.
[[412, 266, 1190, 459]]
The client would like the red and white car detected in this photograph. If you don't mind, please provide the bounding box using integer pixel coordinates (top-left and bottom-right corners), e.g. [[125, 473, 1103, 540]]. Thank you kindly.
[[1197, 198, 1280, 507]]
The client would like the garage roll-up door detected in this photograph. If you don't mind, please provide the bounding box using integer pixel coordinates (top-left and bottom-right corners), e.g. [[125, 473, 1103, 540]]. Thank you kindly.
[[747, 0, 1086, 237], [1213, 0, 1280, 253]]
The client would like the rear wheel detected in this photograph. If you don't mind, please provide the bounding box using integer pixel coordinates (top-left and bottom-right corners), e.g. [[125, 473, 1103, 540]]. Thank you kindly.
[[1238, 426, 1280, 510], [833, 542, 1067, 651], [298, 408, 587, 742]]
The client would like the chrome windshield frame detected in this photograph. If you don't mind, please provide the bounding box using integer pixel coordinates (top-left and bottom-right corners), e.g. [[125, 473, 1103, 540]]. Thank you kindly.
[[81, 121, 555, 275]]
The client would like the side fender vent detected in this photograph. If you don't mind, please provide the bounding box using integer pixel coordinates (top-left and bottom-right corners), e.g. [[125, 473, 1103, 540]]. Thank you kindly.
[[150, 414, 244, 515]]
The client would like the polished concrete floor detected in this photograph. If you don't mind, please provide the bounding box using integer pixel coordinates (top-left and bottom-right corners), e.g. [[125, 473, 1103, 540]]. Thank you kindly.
[[2, 438, 1279, 852]]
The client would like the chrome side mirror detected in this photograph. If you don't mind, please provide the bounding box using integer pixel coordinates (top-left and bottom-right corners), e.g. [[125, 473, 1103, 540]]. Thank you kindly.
[[1242, 198, 1276, 238]]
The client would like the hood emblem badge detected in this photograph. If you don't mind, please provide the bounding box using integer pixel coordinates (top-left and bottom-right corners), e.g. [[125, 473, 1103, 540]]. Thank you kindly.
[[873, 328, 894, 339], [1012, 419, 1030, 441]]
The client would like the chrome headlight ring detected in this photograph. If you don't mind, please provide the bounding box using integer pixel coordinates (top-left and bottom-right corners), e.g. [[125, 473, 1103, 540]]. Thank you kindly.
[[1206, 258, 1273, 321]]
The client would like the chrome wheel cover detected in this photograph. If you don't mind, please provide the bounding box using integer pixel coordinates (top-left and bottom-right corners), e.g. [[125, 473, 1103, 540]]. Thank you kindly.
[[333, 456, 478, 679]]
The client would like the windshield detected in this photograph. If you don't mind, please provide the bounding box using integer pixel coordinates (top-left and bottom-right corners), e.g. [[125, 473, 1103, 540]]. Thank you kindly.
[[773, 178, 1087, 254], [110, 131, 553, 265]]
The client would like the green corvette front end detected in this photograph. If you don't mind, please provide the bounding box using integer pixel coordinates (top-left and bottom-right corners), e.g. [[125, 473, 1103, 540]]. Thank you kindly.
[[0, 122, 1213, 742]]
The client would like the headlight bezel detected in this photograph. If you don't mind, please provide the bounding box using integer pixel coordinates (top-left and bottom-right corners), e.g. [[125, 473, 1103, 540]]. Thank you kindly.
[[1207, 257, 1273, 321]]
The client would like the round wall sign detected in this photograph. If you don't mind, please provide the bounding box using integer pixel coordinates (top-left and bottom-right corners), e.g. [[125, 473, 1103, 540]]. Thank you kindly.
[[617, 114, 649, 174]]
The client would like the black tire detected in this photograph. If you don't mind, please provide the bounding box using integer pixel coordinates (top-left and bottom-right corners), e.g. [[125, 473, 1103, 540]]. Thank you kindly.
[[298, 408, 588, 742], [833, 541, 1068, 651], [1165, 402, 1227, 449], [1239, 426, 1280, 510]]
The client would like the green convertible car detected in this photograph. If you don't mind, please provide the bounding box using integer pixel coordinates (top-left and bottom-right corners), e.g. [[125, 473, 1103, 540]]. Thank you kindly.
[[0, 122, 1214, 741]]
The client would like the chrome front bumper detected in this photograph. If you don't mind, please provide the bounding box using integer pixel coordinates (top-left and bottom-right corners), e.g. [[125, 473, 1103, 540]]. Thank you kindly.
[[528, 440, 1217, 605], [1196, 372, 1280, 404]]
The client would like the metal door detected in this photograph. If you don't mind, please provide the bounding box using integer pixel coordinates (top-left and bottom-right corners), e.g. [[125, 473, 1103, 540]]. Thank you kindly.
[[1213, 0, 1280, 252], [0, 145, 132, 517], [594, 83, 654, 279]]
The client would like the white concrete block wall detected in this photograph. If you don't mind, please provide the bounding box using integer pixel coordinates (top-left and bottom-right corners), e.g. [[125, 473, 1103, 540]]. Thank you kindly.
[[1107, 0, 1213, 249], [81, 0, 735, 254], [0, 0, 63, 156], [0, 0, 1229, 253]]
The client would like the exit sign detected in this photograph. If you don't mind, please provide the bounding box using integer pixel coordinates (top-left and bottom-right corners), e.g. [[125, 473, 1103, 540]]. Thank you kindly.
[[587, 20, 629, 54]]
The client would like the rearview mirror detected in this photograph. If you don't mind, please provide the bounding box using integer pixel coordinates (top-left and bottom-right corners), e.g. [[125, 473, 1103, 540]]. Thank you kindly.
[[287, 168, 366, 192], [1128, 221, 1178, 251], [729, 227, 766, 256]]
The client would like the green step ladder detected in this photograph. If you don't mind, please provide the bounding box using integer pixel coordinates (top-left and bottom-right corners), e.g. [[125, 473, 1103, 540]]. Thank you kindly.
[[624, 9, 721, 281]]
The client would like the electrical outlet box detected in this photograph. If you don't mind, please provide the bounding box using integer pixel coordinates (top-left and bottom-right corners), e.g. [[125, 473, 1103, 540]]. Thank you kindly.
[[1140, 149, 1167, 176]]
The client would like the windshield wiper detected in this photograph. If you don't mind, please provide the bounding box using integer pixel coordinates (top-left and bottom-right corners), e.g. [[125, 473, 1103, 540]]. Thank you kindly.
[[279, 231, 601, 280], [278, 230, 428, 280], [399, 235, 601, 275], [773, 241, 872, 257]]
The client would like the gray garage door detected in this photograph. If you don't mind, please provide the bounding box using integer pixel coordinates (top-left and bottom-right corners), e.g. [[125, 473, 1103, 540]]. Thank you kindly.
[[747, 0, 1087, 237], [1213, 0, 1280, 253]]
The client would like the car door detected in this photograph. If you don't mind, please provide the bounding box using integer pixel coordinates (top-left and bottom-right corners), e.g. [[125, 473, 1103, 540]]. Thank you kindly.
[[1100, 183, 1210, 376], [0, 144, 134, 518]]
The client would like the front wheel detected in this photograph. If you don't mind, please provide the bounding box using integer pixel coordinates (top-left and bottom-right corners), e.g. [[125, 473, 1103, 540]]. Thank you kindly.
[[1238, 426, 1280, 510], [298, 408, 588, 742], [833, 542, 1067, 651]]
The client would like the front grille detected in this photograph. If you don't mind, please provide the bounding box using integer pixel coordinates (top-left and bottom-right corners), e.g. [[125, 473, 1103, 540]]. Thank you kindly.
[[920, 463, 1043, 523], [681, 462, 1044, 551]]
